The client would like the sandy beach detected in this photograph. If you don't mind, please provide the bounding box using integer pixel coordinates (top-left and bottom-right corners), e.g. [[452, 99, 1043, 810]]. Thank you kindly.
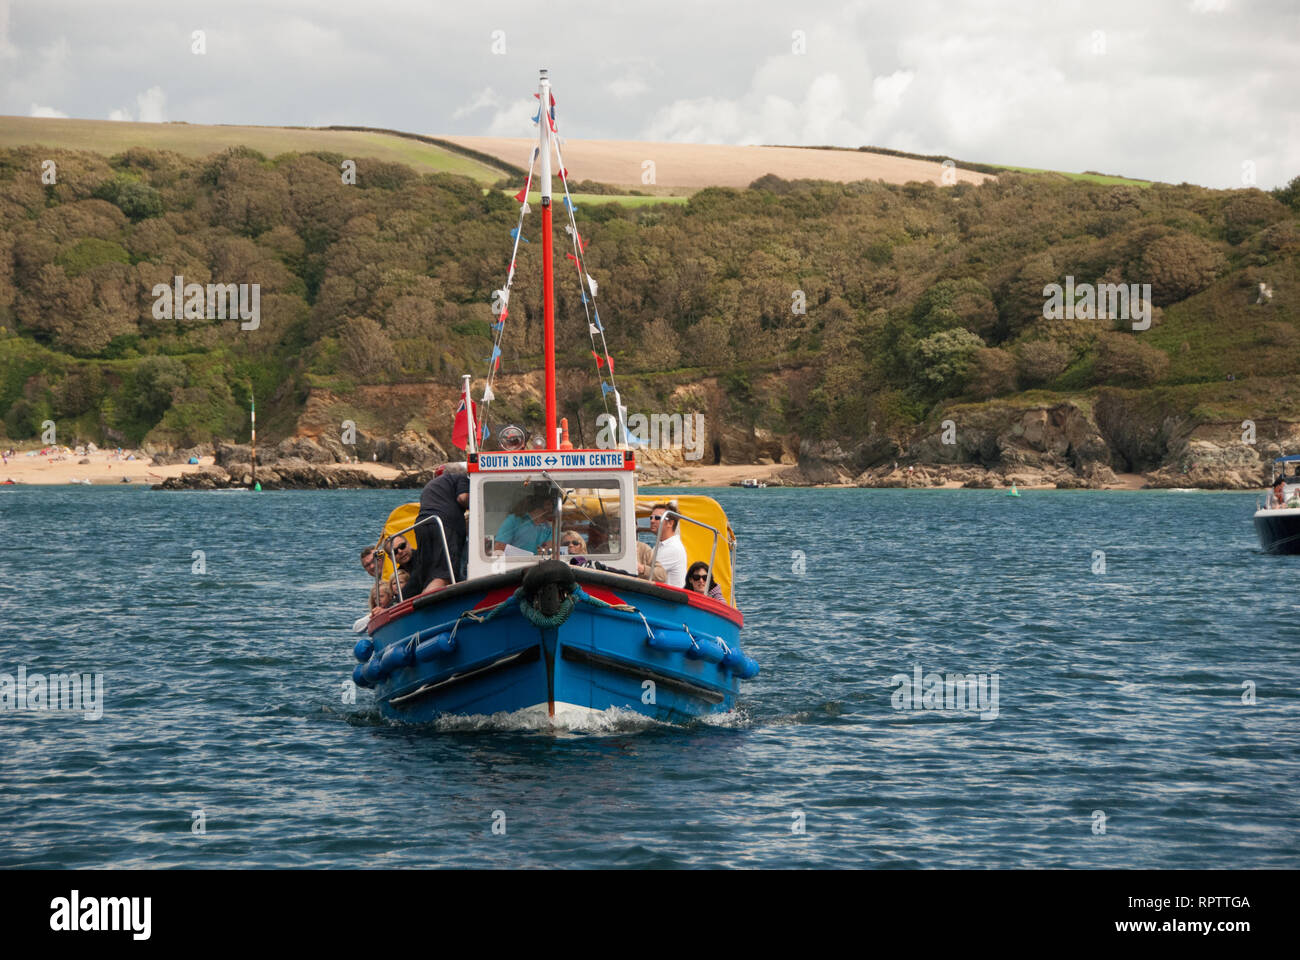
[[0, 447, 401, 486], [1, 445, 1154, 490]]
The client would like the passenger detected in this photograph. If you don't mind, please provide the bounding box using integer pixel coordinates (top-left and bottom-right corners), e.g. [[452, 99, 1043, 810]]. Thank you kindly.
[[370, 580, 394, 615], [649, 503, 688, 588], [636, 541, 667, 583], [494, 492, 554, 554], [387, 536, 430, 596], [1272, 479, 1287, 509], [559, 531, 586, 555], [392, 568, 411, 600], [686, 561, 724, 601], [360, 545, 379, 579], [414, 465, 471, 594]]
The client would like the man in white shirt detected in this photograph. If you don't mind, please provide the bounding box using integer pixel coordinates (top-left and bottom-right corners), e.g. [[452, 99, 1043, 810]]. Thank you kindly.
[[649, 503, 688, 588]]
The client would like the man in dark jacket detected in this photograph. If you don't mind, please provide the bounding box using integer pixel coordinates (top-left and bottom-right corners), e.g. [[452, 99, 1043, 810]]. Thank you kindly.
[[409, 465, 470, 594]]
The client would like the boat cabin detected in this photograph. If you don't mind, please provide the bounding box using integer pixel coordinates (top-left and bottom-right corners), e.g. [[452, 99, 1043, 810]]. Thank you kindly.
[[467, 448, 639, 579]]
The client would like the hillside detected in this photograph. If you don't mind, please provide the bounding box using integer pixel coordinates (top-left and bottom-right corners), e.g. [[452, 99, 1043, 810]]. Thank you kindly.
[[0, 128, 1297, 488], [0, 116, 513, 183], [439, 136, 993, 191]]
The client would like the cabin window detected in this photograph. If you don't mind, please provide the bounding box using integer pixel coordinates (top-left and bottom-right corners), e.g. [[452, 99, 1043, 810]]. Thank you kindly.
[[480, 478, 624, 560]]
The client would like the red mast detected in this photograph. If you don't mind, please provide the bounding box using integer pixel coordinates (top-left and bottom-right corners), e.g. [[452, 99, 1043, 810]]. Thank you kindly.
[[538, 69, 557, 450]]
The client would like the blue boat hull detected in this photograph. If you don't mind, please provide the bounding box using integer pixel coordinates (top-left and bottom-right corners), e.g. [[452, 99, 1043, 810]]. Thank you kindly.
[[357, 569, 755, 725]]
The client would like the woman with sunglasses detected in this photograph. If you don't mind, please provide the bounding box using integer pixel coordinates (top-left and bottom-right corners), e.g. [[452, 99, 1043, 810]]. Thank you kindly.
[[685, 561, 723, 601]]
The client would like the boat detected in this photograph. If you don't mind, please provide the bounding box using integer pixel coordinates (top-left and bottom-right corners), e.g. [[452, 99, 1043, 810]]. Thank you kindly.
[[1253, 455, 1300, 554], [350, 71, 758, 726], [735, 478, 766, 489]]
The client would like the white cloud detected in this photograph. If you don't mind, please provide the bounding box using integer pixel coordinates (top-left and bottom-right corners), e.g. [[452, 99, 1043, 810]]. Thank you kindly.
[[136, 86, 165, 123], [29, 103, 68, 118], [0, 0, 1295, 188], [107, 85, 166, 123]]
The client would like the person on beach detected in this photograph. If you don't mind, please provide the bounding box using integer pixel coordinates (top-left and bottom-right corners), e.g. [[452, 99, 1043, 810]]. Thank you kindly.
[[686, 561, 724, 601], [649, 503, 688, 588]]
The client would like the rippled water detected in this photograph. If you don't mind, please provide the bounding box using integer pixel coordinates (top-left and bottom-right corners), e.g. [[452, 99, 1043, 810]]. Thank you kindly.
[[1, 486, 1297, 868]]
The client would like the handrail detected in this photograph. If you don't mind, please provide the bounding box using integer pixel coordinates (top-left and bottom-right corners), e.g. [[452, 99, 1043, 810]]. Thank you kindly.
[[385, 513, 457, 602], [649, 508, 726, 604]]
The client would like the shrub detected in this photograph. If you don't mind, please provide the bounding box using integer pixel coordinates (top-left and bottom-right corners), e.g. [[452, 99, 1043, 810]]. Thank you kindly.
[[965, 347, 1017, 399], [1093, 334, 1169, 386], [339, 316, 397, 379], [915, 328, 985, 393], [1139, 233, 1226, 305], [1016, 340, 1072, 385]]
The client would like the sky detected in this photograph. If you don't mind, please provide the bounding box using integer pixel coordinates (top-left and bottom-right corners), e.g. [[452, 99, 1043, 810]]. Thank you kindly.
[[1, 0, 1298, 189]]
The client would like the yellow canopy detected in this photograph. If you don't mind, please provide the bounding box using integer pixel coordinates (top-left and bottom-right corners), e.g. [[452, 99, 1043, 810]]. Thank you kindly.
[[636, 495, 735, 604], [374, 493, 736, 605], [376, 502, 419, 581]]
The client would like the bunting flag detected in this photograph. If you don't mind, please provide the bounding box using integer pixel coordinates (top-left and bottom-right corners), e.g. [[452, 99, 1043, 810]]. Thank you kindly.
[[586, 274, 598, 297], [499, 308, 509, 323], [563, 196, 577, 212], [605, 354, 615, 373], [514, 186, 528, 203], [521, 202, 531, 215], [510, 227, 529, 243], [491, 321, 504, 335], [601, 382, 615, 395], [481, 384, 495, 403], [591, 351, 604, 368], [532, 110, 540, 124], [592, 310, 602, 331], [481, 422, 490, 441], [566, 253, 577, 262], [588, 323, 600, 335]]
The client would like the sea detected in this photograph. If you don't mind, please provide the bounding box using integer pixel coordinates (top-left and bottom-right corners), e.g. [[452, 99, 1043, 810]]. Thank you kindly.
[[1, 486, 1297, 868]]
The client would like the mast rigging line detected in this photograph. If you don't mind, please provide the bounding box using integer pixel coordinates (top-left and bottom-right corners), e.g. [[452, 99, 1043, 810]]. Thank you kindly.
[[477, 75, 628, 452]]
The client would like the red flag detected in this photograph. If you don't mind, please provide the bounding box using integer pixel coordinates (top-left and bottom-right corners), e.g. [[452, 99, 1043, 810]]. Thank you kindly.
[[452, 398, 479, 450], [591, 351, 604, 368], [514, 186, 528, 203], [605, 354, 615, 373]]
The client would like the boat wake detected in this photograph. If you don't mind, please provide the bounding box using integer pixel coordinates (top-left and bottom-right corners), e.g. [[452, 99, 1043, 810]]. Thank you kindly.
[[346, 703, 750, 735]]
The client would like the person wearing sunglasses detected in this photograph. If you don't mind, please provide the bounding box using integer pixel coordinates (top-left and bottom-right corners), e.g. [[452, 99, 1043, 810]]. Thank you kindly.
[[648, 503, 687, 588], [685, 561, 723, 601]]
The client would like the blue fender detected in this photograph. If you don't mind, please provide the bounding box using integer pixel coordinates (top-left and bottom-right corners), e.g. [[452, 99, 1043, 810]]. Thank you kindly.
[[379, 639, 415, 674], [352, 663, 374, 688], [353, 636, 374, 662], [415, 632, 457, 661], [686, 633, 727, 663], [646, 629, 693, 653], [362, 654, 387, 684], [721, 649, 760, 679]]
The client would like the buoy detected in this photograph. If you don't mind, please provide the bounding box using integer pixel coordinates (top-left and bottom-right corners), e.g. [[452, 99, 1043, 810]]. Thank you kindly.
[[1007, 484, 1020, 497], [254, 482, 262, 492], [559, 417, 574, 450]]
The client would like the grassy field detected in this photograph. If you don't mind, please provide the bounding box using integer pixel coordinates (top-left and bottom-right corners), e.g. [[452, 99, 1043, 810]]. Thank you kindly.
[[518, 191, 690, 207], [0, 116, 509, 182], [991, 164, 1152, 187]]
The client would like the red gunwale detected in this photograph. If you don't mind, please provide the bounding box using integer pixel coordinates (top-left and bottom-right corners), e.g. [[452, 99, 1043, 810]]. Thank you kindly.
[[367, 576, 743, 633]]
